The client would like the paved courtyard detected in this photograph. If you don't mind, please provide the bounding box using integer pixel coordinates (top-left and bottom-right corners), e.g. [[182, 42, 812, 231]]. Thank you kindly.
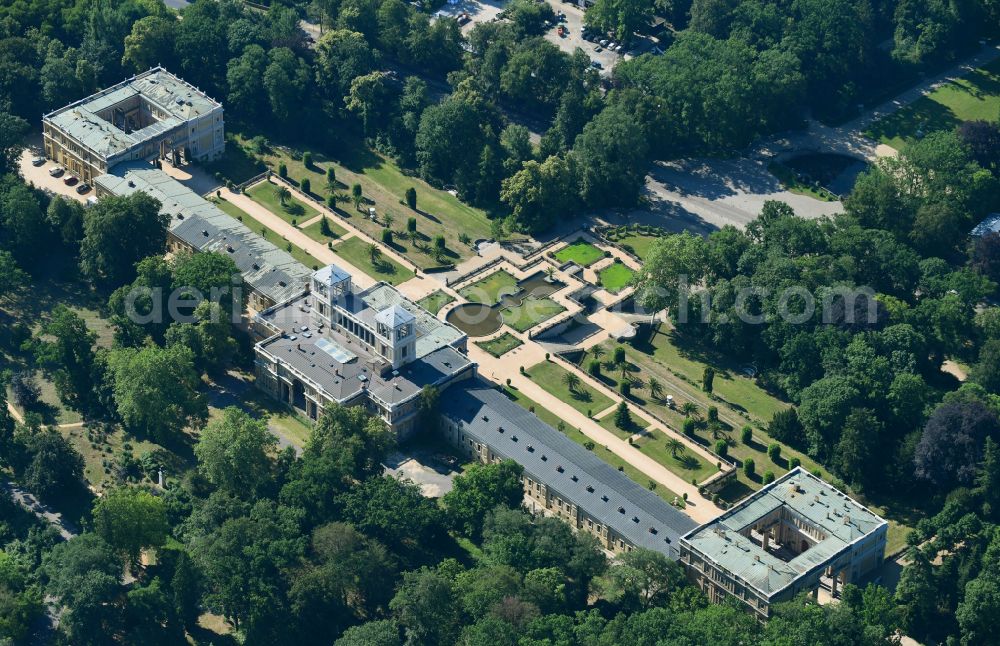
[[384, 450, 461, 497]]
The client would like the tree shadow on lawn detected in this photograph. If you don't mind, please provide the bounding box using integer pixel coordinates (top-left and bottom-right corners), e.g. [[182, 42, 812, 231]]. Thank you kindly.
[[865, 98, 959, 143], [676, 454, 701, 471], [416, 208, 442, 224], [316, 132, 382, 174], [282, 202, 306, 217]]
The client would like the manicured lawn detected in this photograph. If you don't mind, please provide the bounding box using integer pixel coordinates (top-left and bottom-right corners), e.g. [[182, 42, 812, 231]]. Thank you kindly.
[[266, 409, 314, 446], [246, 180, 319, 224], [597, 410, 649, 437], [525, 360, 614, 417], [333, 236, 414, 286], [227, 208, 322, 269], [632, 325, 790, 425], [209, 196, 251, 221], [596, 410, 717, 484], [204, 135, 267, 183], [601, 226, 666, 260], [301, 216, 347, 243], [502, 297, 566, 333], [7, 374, 81, 426], [598, 261, 634, 293], [768, 162, 839, 201], [865, 58, 1000, 150], [475, 332, 523, 357], [459, 269, 519, 304], [220, 133, 492, 269], [631, 433, 718, 484], [555, 239, 605, 267], [502, 386, 680, 504], [417, 290, 455, 315]]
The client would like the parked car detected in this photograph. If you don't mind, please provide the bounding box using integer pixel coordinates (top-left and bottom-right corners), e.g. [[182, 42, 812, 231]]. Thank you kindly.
[[614, 44, 624, 52], [76, 182, 91, 194], [595, 46, 603, 52], [557, 25, 566, 36], [49, 166, 64, 177], [599, 39, 608, 46], [63, 175, 78, 186], [590, 60, 603, 69], [31, 156, 45, 166]]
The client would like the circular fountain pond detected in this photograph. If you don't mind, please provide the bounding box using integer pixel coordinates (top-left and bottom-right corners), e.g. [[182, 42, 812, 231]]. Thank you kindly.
[[446, 303, 504, 337]]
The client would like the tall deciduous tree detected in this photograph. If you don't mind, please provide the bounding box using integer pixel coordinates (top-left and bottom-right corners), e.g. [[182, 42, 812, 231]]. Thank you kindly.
[[914, 400, 1000, 487], [195, 407, 277, 496], [443, 459, 524, 539], [108, 344, 207, 442], [34, 305, 97, 412], [93, 487, 170, 570], [80, 192, 168, 289]]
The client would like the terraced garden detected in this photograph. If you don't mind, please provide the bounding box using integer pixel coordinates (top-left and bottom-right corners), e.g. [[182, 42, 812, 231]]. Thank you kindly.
[[333, 236, 414, 286]]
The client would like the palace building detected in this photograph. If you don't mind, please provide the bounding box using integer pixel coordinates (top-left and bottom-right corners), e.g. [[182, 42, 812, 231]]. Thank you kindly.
[[679, 467, 887, 620], [43, 67, 224, 184], [252, 265, 476, 438], [95, 163, 311, 311], [440, 384, 699, 556]]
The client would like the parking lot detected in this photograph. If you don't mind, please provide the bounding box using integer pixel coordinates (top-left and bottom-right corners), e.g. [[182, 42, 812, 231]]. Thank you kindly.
[[18, 146, 92, 204], [434, 0, 506, 33], [543, 0, 623, 74]]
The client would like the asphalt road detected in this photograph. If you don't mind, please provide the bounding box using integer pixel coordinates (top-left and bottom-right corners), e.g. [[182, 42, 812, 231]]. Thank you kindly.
[[1, 481, 78, 540]]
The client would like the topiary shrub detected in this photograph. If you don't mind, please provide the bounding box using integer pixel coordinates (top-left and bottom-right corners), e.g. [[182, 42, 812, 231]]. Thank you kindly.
[[790, 456, 801, 469], [763, 470, 775, 485], [741, 425, 753, 445], [278, 162, 287, 178], [768, 443, 781, 463], [300, 178, 310, 194], [744, 458, 755, 478], [715, 439, 728, 456]]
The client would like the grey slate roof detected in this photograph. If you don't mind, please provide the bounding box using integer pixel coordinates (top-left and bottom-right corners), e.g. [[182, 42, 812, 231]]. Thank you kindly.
[[441, 384, 698, 556], [681, 468, 887, 597], [95, 165, 311, 304]]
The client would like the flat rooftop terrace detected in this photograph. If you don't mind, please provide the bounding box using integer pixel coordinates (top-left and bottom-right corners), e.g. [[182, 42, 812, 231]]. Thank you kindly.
[[682, 468, 886, 597]]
